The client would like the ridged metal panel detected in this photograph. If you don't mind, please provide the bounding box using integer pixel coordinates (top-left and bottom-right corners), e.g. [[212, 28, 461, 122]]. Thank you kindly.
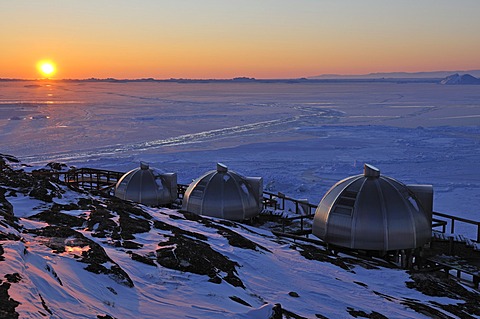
[[313, 164, 432, 251], [182, 163, 263, 220], [114, 162, 177, 206]]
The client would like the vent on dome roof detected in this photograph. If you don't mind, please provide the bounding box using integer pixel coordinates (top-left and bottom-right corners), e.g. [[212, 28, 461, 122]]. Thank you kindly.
[[364, 163, 380, 178], [217, 162, 228, 173]]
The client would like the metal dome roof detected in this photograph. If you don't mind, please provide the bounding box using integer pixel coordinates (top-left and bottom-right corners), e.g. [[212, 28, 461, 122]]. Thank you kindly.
[[114, 162, 177, 206], [182, 163, 263, 220], [312, 164, 433, 251]]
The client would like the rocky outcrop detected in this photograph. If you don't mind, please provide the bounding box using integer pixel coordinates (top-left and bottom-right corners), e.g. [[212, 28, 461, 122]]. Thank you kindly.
[[156, 233, 244, 287], [26, 225, 134, 287]]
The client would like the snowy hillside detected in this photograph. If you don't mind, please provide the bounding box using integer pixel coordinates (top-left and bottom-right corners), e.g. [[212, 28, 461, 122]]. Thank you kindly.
[[1, 155, 480, 319]]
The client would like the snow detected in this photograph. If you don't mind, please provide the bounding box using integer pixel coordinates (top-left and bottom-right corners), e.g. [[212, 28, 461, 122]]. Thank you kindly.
[[1, 80, 480, 318], [1, 80, 478, 232], [3, 196, 467, 318]]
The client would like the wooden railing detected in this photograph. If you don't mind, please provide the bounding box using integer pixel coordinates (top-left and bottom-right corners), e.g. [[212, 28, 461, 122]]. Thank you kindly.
[[264, 190, 480, 243], [32, 168, 480, 243], [263, 190, 317, 215], [60, 168, 124, 190], [432, 211, 480, 243], [32, 168, 123, 188]]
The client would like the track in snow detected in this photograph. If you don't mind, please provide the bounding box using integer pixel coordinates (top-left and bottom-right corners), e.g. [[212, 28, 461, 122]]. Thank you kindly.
[[20, 109, 342, 164]]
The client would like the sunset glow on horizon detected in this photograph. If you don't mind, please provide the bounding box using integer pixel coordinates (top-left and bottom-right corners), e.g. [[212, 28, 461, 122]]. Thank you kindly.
[[1, 0, 480, 79]]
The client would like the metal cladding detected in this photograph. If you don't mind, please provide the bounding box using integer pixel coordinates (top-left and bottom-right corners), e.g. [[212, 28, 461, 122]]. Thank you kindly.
[[182, 163, 263, 220], [114, 162, 177, 206], [313, 164, 433, 251]]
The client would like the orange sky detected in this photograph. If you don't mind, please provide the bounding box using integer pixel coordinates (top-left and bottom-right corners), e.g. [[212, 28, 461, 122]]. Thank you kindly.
[[1, 0, 479, 79]]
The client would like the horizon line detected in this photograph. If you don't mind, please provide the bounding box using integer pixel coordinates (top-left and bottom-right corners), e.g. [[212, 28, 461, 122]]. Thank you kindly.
[[1, 69, 479, 82]]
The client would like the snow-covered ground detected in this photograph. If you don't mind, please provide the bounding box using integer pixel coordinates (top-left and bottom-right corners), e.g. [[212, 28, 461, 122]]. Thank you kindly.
[[1, 80, 479, 235], [1, 177, 477, 319]]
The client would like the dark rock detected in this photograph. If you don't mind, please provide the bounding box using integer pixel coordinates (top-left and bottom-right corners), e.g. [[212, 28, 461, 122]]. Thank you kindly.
[[180, 211, 203, 222], [4, 273, 21, 283], [29, 183, 53, 202], [216, 227, 268, 252], [281, 307, 308, 319], [29, 211, 85, 228], [0, 187, 20, 230], [106, 197, 152, 220], [27, 226, 134, 288], [122, 241, 143, 249], [288, 291, 299, 297], [38, 293, 52, 315], [0, 233, 21, 241], [223, 272, 244, 288], [353, 281, 368, 288], [208, 276, 222, 284], [87, 206, 117, 238], [0, 154, 20, 163], [51, 202, 80, 212], [0, 281, 20, 319], [77, 198, 94, 210], [106, 287, 117, 295], [168, 214, 184, 220], [46, 162, 69, 171], [346, 307, 388, 318], [156, 234, 244, 288], [269, 303, 282, 319], [229, 296, 251, 307], [80, 242, 134, 287], [180, 210, 269, 252], [153, 220, 208, 241], [118, 213, 150, 239], [129, 252, 156, 266], [294, 243, 353, 272], [406, 272, 480, 317], [400, 300, 452, 319], [45, 264, 63, 286], [26, 225, 79, 240]]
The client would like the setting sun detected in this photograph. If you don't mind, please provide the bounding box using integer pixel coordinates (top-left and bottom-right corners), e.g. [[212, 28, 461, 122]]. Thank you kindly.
[[37, 61, 56, 77]]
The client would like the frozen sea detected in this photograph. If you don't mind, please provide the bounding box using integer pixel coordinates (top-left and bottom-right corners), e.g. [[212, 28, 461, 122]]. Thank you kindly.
[[1, 79, 479, 236]]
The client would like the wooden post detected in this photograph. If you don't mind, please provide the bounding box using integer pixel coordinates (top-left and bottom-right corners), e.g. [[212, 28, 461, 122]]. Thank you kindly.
[[477, 224, 480, 243]]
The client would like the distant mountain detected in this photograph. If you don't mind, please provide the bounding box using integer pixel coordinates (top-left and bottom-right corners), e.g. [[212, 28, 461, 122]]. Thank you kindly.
[[310, 70, 480, 79], [440, 73, 480, 85]]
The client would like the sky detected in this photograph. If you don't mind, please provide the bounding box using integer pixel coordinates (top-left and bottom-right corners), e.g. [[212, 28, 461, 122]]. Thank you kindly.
[[1, 0, 479, 79]]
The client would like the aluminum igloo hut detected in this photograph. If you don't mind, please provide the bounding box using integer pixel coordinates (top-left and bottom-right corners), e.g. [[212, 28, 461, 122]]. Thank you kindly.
[[312, 164, 433, 251], [114, 162, 177, 206], [182, 163, 263, 220]]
